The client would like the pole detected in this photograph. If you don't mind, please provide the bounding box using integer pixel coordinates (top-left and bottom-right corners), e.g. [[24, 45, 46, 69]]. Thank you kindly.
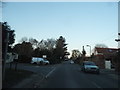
[[2, 32, 9, 81], [86, 45, 92, 61]]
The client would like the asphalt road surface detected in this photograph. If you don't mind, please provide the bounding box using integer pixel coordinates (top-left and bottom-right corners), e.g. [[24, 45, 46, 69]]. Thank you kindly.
[[38, 60, 119, 88]]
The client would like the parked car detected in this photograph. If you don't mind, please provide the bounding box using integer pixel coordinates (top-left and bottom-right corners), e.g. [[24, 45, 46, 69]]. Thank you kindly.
[[31, 57, 49, 65], [70, 60, 74, 64], [81, 61, 100, 74]]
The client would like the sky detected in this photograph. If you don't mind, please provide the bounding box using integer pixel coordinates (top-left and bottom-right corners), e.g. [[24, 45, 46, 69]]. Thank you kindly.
[[2, 1, 118, 56]]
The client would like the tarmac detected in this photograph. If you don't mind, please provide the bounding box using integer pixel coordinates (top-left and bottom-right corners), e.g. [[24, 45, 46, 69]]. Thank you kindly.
[[10, 68, 120, 88], [12, 73, 44, 88]]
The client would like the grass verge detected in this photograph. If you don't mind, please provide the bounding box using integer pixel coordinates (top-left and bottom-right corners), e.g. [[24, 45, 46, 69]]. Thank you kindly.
[[3, 68, 34, 88]]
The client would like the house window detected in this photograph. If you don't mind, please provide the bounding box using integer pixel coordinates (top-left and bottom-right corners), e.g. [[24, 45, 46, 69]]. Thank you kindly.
[[109, 49, 112, 52]]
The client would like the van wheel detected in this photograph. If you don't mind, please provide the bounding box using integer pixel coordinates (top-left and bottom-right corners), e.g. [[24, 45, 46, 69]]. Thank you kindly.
[[33, 62, 37, 64]]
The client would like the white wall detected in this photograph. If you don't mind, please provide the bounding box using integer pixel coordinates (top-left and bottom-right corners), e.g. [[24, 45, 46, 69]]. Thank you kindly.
[[105, 60, 111, 69]]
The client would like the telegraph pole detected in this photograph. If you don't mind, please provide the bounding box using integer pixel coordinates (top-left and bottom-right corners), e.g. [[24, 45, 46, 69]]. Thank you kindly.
[[115, 33, 120, 42], [2, 31, 9, 81], [115, 33, 120, 49]]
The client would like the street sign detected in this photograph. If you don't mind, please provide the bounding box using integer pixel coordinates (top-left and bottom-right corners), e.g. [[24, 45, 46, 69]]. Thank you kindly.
[[43, 55, 47, 58]]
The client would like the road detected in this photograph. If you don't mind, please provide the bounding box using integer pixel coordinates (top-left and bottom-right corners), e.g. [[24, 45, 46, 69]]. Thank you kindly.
[[6, 61, 119, 88], [6, 62, 57, 76], [38, 60, 119, 88]]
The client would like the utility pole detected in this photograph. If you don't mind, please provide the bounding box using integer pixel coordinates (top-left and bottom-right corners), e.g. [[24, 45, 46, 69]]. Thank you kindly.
[[115, 33, 120, 49], [115, 33, 120, 42], [2, 31, 9, 81]]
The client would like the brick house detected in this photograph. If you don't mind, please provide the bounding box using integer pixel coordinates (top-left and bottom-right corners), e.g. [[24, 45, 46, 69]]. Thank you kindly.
[[92, 47, 118, 69]]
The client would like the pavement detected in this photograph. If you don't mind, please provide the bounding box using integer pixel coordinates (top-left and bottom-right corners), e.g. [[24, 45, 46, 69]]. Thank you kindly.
[[12, 73, 44, 88], [100, 69, 120, 81], [11, 64, 58, 88]]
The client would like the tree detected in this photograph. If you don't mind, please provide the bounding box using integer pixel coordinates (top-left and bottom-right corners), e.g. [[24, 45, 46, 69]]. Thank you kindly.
[[71, 49, 81, 60], [45, 38, 56, 50], [95, 44, 108, 48], [13, 41, 33, 63], [29, 38, 38, 49], [54, 36, 68, 61], [2, 22, 15, 81], [37, 39, 47, 50], [31, 38, 57, 63], [82, 46, 86, 56], [2, 22, 15, 58], [37, 38, 56, 50], [20, 37, 28, 43]]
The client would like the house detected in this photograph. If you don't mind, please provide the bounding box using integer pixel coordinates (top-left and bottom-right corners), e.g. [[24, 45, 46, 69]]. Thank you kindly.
[[93, 47, 118, 69]]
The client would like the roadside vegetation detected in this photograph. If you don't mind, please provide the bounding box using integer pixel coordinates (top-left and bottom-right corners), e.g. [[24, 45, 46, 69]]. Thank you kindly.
[[3, 68, 34, 88], [2, 22, 70, 64]]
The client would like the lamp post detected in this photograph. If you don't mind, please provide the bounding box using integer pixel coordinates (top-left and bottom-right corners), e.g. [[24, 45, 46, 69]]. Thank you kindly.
[[86, 45, 91, 61]]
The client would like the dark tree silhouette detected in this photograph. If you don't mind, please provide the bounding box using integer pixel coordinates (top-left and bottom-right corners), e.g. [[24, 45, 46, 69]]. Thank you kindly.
[[71, 49, 81, 59], [13, 41, 33, 63], [2, 22, 15, 58], [54, 36, 68, 62], [82, 46, 86, 56]]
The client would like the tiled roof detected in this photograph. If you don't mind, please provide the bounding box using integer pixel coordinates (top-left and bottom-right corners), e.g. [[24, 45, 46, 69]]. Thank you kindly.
[[95, 47, 118, 59], [95, 47, 118, 54]]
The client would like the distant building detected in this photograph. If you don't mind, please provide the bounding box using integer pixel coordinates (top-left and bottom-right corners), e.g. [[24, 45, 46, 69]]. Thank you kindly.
[[93, 47, 118, 69]]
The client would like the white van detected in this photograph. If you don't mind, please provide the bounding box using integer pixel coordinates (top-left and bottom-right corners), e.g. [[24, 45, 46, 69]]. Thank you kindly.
[[31, 57, 44, 64], [31, 57, 49, 65]]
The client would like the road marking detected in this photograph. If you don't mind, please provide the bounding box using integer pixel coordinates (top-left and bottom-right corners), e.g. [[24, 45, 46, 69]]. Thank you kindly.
[[35, 66, 40, 67], [45, 67, 56, 78], [91, 81, 101, 88]]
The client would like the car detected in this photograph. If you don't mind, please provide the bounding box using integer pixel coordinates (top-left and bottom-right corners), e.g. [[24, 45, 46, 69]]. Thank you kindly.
[[81, 61, 100, 74], [31, 57, 49, 65], [65, 59, 68, 61], [70, 60, 74, 64]]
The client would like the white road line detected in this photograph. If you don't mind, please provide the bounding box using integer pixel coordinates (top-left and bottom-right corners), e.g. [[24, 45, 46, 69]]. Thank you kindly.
[[45, 67, 56, 78], [91, 81, 101, 88]]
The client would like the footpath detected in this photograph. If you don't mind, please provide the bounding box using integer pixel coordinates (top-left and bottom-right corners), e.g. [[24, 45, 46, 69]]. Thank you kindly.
[[11, 64, 58, 88], [12, 73, 45, 88], [100, 69, 120, 82]]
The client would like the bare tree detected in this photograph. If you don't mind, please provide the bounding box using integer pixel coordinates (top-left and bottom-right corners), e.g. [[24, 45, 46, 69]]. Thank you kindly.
[[71, 49, 81, 59], [46, 38, 56, 50], [95, 44, 108, 48], [29, 38, 38, 49], [19, 37, 28, 43]]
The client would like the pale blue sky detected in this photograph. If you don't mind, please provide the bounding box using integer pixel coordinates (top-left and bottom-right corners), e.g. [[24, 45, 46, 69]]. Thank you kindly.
[[2, 2, 118, 56]]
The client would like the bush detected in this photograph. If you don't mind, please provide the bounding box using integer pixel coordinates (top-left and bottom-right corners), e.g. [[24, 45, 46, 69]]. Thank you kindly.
[[18, 55, 32, 63]]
